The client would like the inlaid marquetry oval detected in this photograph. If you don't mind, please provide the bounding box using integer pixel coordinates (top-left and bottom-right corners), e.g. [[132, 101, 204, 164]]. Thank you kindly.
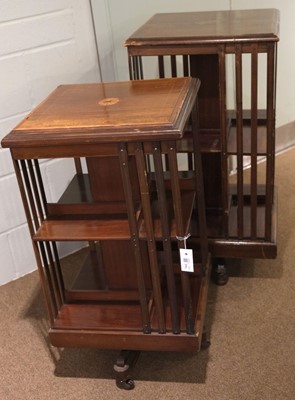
[[99, 97, 120, 106]]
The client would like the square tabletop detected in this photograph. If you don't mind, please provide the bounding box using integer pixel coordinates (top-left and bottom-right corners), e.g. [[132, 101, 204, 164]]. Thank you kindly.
[[125, 9, 279, 46], [2, 77, 199, 148]]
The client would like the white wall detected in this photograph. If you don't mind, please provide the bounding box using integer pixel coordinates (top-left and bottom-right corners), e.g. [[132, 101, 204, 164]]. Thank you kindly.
[[0, 0, 100, 285], [231, 0, 295, 128], [92, 0, 295, 128], [92, 0, 230, 82]]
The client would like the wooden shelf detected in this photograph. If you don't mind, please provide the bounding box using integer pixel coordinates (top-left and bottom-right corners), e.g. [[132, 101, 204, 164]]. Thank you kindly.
[[53, 302, 144, 331], [54, 266, 206, 333], [227, 125, 267, 156], [33, 218, 132, 241], [139, 190, 195, 239], [38, 188, 196, 242], [228, 198, 277, 240], [176, 129, 221, 153], [229, 184, 268, 204]]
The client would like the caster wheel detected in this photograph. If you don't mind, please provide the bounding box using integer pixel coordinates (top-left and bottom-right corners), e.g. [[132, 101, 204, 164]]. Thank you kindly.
[[211, 258, 229, 286], [201, 339, 211, 350], [117, 378, 135, 390]]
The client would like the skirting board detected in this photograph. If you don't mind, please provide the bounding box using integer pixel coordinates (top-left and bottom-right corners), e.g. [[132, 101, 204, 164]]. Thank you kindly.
[[276, 120, 295, 153]]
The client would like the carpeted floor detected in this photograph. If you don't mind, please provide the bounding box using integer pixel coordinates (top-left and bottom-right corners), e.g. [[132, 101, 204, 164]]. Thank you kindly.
[[0, 147, 294, 399]]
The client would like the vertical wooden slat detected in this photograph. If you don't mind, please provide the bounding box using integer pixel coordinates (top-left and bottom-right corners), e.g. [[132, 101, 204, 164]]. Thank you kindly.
[[184, 54, 193, 171], [187, 152, 193, 172], [167, 142, 194, 334], [51, 241, 65, 303], [235, 44, 244, 239], [265, 44, 276, 241], [34, 160, 47, 216], [38, 241, 58, 316], [158, 56, 165, 78], [118, 143, 151, 334], [13, 159, 36, 236], [171, 55, 177, 77], [34, 242, 56, 323], [74, 158, 83, 175], [183, 55, 189, 76], [135, 143, 166, 334], [191, 103, 208, 269], [138, 56, 144, 79], [250, 44, 258, 239], [132, 56, 140, 80], [128, 55, 134, 80], [45, 242, 63, 309], [218, 45, 229, 238], [27, 160, 44, 221], [20, 160, 40, 232], [158, 55, 170, 168], [152, 142, 180, 334]]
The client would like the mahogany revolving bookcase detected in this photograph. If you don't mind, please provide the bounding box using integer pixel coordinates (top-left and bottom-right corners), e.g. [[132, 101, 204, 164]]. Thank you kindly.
[[125, 9, 279, 263], [2, 77, 211, 389]]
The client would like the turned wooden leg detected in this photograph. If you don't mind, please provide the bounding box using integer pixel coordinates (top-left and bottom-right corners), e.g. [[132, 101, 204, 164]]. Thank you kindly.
[[113, 350, 140, 390], [211, 257, 229, 286], [201, 328, 211, 350]]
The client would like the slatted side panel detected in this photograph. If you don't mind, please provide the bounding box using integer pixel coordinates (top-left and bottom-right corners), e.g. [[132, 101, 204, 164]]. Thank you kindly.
[[129, 55, 191, 80], [122, 134, 208, 335], [230, 42, 276, 241], [128, 43, 277, 244], [134, 143, 166, 334], [152, 142, 180, 334], [118, 143, 151, 334], [128, 55, 143, 80], [13, 158, 64, 323], [167, 142, 195, 334]]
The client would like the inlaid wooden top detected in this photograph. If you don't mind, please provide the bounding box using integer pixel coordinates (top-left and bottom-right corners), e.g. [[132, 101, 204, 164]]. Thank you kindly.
[[125, 9, 279, 46], [2, 77, 199, 148]]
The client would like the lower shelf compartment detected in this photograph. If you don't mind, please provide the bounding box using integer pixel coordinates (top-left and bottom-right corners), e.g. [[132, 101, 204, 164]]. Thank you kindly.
[[190, 182, 277, 258], [53, 302, 144, 332], [49, 257, 210, 352], [54, 274, 204, 333]]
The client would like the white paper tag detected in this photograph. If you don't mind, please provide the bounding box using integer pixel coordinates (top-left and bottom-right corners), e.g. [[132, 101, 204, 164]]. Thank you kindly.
[[180, 248, 194, 273]]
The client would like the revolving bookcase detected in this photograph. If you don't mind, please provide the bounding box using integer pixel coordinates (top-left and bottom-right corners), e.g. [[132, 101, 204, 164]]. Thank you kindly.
[[2, 77, 210, 389], [125, 8, 279, 260]]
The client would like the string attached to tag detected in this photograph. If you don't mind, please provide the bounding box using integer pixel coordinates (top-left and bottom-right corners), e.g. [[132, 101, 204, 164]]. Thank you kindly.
[[176, 233, 191, 249], [176, 234, 194, 273]]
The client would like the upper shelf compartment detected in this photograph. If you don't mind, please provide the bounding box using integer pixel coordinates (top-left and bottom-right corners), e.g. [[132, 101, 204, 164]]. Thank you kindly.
[[34, 186, 196, 242]]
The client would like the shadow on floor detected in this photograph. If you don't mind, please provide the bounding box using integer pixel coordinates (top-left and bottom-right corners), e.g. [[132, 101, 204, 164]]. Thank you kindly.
[[224, 256, 283, 280], [22, 274, 218, 385], [53, 342, 211, 384]]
